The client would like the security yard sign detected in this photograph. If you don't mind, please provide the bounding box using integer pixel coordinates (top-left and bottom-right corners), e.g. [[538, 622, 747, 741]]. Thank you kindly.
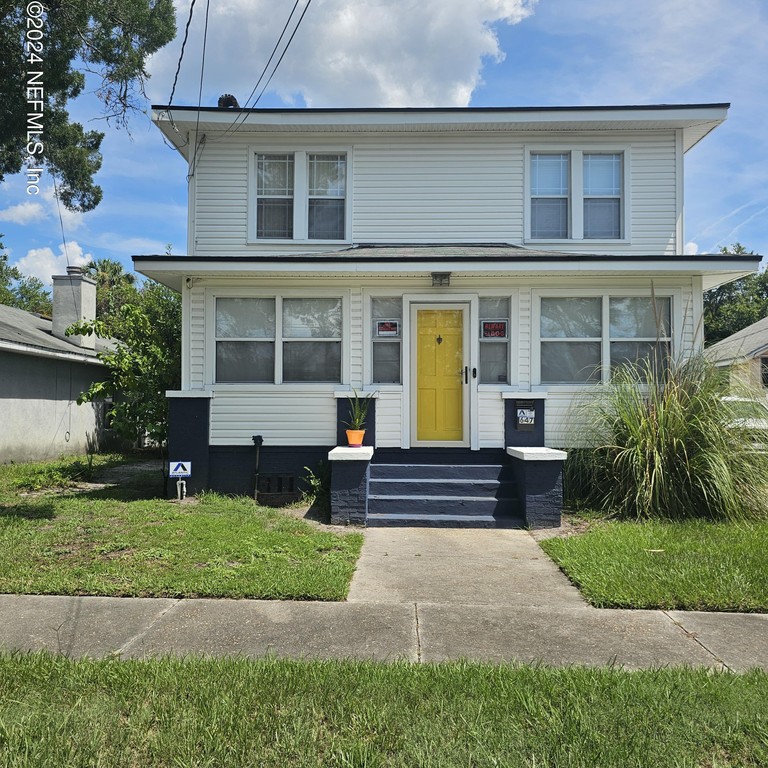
[[169, 461, 192, 478]]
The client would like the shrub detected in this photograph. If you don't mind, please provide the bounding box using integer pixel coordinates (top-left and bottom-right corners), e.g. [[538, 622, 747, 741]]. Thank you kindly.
[[565, 354, 768, 521]]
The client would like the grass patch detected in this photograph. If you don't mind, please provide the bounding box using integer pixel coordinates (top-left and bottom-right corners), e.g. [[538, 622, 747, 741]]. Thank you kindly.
[[541, 518, 768, 611], [0, 455, 361, 601], [1, 653, 767, 767]]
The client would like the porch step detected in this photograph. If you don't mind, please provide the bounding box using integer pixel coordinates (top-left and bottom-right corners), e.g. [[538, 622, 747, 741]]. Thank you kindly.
[[367, 461, 520, 528], [366, 513, 500, 528]]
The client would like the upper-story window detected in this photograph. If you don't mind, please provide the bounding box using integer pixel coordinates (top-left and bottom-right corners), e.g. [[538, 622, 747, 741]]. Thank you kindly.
[[252, 151, 348, 242], [528, 150, 625, 241]]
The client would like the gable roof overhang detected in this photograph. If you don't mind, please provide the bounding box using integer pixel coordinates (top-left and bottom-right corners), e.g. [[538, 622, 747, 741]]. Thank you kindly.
[[134, 246, 759, 293], [152, 103, 729, 160]]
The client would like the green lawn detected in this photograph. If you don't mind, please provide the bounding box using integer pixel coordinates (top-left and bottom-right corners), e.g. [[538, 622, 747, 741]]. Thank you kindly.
[[540, 518, 768, 611], [1, 653, 767, 767], [0, 455, 361, 601]]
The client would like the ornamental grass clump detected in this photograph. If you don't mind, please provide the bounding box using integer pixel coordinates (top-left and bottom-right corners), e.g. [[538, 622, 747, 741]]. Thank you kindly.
[[565, 354, 768, 521]]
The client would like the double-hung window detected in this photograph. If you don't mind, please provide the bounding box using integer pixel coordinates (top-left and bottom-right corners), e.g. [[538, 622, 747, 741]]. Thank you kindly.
[[253, 151, 347, 241], [371, 297, 402, 384], [215, 296, 342, 384], [529, 150, 625, 241], [538, 295, 671, 385], [479, 297, 510, 384]]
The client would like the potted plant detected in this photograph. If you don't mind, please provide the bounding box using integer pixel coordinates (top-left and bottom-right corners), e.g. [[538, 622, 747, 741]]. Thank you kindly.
[[344, 390, 373, 447]]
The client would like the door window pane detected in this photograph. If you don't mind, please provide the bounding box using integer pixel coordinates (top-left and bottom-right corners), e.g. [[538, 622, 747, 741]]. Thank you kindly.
[[541, 297, 601, 338], [283, 298, 342, 338], [283, 341, 341, 382]]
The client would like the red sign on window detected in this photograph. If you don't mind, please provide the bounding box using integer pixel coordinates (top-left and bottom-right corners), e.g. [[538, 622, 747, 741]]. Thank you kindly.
[[376, 320, 400, 337], [482, 320, 508, 339]]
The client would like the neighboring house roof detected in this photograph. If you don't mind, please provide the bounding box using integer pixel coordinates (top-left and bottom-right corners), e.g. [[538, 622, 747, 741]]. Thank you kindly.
[[705, 315, 768, 366], [0, 303, 111, 364]]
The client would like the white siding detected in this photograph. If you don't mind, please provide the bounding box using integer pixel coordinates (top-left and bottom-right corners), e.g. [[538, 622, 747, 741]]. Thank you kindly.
[[349, 287, 363, 387], [353, 138, 523, 243], [189, 131, 680, 256], [478, 391, 505, 448], [189, 286, 206, 388], [210, 390, 336, 445], [193, 143, 249, 254], [375, 391, 403, 447]]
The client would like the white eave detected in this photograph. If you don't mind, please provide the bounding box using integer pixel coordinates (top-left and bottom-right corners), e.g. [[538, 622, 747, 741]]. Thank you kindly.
[[134, 252, 758, 293], [152, 103, 729, 159]]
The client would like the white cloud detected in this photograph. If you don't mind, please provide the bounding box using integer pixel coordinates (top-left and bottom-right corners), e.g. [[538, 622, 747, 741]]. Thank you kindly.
[[41, 186, 85, 231], [14, 242, 92, 285], [684, 242, 699, 255], [149, 0, 537, 107], [0, 201, 46, 225]]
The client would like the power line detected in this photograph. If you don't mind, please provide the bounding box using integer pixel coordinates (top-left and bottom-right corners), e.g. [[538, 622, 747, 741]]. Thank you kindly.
[[168, 0, 198, 109], [211, 0, 313, 141], [188, 0, 212, 180]]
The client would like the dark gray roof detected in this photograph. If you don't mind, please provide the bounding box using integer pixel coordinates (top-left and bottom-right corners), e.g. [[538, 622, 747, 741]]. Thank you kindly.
[[705, 315, 768, 365], [0, 303, 111, 360]]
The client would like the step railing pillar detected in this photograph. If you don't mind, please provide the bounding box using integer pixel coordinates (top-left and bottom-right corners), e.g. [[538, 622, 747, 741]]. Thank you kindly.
[[328, 446, 374, 525]]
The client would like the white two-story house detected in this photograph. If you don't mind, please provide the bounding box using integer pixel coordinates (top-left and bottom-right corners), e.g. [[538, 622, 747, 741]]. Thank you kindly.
[[135, 103, 758, 524]]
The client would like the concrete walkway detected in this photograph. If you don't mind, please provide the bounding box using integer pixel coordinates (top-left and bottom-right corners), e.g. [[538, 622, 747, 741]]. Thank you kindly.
[[1, 528, 767, 671]]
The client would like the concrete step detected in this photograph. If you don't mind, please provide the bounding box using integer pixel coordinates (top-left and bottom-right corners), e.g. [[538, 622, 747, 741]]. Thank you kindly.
[[366, 513, 501, 528], [368, 478, 517, 498], [367, 495, 519, 517], [370, 463, 515, 481]]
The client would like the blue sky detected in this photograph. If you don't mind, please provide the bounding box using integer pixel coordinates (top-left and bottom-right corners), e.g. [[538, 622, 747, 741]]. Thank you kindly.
[[2, 0, 766, 283]]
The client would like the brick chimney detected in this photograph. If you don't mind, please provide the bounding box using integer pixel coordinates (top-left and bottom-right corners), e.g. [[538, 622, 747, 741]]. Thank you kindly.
[[52, 265, 96, 350]]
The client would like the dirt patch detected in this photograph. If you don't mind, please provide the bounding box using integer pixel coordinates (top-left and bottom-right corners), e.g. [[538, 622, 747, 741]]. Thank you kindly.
[[274, 501, 361, 535], [529, 513, 595, 542]]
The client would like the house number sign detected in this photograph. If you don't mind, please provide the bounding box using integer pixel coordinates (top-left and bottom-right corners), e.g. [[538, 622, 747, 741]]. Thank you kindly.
[[482, 320, 508, 338]]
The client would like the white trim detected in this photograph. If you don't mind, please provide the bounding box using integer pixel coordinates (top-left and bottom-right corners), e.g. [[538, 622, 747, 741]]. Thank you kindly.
[[675, 129, 685, 252], [166, 389, 214, 398]]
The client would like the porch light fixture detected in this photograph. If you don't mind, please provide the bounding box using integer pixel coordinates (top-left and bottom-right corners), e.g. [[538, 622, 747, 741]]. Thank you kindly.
[[431, 272, 451, 287]]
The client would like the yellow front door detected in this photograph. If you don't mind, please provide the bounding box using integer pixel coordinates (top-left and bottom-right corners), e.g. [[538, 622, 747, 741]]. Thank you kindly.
[[417, 309, 464, 441]]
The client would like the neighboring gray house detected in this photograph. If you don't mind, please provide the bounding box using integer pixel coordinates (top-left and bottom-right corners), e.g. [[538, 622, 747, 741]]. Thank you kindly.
[[0, 267, 112, 462], [706, 315, 768, 390]]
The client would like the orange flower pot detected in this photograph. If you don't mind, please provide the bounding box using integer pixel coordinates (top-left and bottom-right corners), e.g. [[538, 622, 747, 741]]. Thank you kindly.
[[346, 429, 366, 447]]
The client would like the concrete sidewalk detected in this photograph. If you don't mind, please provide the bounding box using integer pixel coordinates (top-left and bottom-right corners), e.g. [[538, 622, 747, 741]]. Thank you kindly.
[[1, 528, 766, 671]]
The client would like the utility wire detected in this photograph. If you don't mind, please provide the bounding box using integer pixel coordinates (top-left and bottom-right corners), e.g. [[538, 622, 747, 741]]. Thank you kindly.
[[211, 0, 313, 141], [168, 0, 197, 109], [188, 0, 211, 180]]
